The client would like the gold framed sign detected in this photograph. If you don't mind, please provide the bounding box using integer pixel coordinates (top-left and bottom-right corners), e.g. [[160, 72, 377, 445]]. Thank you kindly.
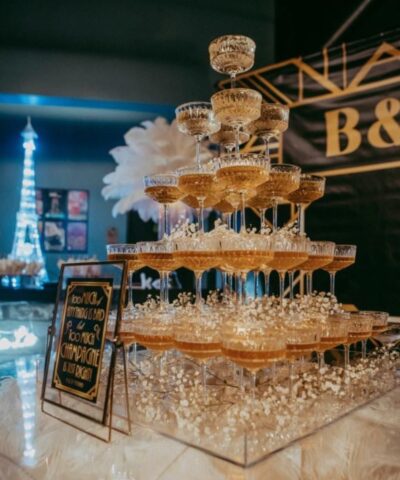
[[41, 260, 130, 442], [52, 279, 113, 402]]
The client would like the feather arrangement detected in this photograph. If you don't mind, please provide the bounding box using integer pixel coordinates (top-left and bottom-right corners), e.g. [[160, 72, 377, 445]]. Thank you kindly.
[[102, 117, 212, 223]]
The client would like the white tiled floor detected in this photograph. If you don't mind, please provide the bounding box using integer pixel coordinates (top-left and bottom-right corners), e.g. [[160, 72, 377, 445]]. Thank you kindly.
[[0, 363, 399, 480]]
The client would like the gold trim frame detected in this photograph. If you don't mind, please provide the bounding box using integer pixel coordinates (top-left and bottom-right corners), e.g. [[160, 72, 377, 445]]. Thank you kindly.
[[219, 33, 400, 177], [52, 281, 112, 402]]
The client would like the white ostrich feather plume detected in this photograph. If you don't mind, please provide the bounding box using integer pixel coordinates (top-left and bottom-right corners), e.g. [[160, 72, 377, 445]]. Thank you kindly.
[[102, 117, 211, 221]]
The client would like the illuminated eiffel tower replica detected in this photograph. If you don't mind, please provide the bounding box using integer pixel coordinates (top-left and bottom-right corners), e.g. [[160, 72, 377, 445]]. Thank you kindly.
[[9, 117, 48, 286]]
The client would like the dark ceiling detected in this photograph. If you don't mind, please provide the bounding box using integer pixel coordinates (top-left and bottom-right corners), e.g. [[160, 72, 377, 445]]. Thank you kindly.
[[0, 0, 397, 66], [0, 0, 274, 67], [276, 0, 400, 60]]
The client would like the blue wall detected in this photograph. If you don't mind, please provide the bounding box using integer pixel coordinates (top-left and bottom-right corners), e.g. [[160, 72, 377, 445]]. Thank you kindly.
[[0, 112, 141, 281]]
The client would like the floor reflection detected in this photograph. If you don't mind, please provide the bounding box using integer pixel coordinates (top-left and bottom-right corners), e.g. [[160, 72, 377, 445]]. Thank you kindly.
[[15, 356, 38, 466]]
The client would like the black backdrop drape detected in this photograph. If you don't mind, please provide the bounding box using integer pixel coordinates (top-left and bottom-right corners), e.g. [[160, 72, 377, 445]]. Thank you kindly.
[[218, 30, 400, 314]]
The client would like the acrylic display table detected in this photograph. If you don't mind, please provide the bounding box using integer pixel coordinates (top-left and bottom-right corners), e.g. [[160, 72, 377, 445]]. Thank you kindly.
[[0, 366, 399, 480]]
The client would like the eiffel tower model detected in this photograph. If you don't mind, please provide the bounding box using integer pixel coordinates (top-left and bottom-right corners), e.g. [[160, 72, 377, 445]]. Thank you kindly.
[[9, 117, 48, 286]]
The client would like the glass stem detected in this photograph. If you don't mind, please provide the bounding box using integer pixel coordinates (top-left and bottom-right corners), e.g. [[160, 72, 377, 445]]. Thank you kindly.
[[297, 203, 305, 236], [264, 270, 271, 297], [194, 271, 203, 310], [195, 138, 201, 169], [228, 213, 232, 229], [201, 361, 207, 393], [234, 126, 240, 160], [271, 362, 277, 385], [240, 271, 247, 305], [159, 271, 169, 311], [278, 271, 286, 302], [361, 339, 367, 360], [132, 342, 137, 365], [127, 270, 134, 309], [344, 344, 350, 370], [228, 273, 234, 302], [239, 366, 244, 392], [329, 272, 336, 296], [162, 204, 170, 238], [235, 273, 242, 304], [254, 271, 259, 298], [250, 371, 257, 399], [263, 136, 270, 159], [233, 210, 238, 233], [240, 192, 246, 232], [260, 208, 266, 230], [198, 198, 205, 233], [272, 198, 278, 231], [318, 351, 325, 369], [230, 73, 236, 89], [289, 361, 295, 401], [306, 272, 313, 295], [159, 354, 165, 376], [288, 271, 294, 300], [221, 271, 227, 295]]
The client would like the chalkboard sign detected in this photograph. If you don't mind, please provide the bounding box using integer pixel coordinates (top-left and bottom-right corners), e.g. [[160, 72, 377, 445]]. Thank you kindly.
[[52, 278, 113, 402]]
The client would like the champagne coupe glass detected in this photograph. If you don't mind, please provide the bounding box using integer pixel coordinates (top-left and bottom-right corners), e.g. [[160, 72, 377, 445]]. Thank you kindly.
[[216, 153, 269, 231], [177, 163, 219, 233], [317, 315, 349, 368], [137, 241, 181, 313], [359, 311, 389, 335], [257, 164, 301, 231], [322, 244, 357, 296], [175, 101, 220, 169], [221, 322, 286, 396], [286, 322, 320, 399], [248, 102, 289, 158], [298, 241, 335, 295], [268, 235, 308, 302], [175, 235, 221, 310], [246, 192, 273, 230], [144, 173, 184, 237], [214, 198, 235, 227], [106, 243, 143, 322], [181, 193, 220, 228], [347, 313, 373, 362], [211, 88, 262, 158], [210, 125, 250, 153], [287, 174, 326, 236], [356, 311, 377, 359], [246, 191, 273, 296], [133, 314, 174, 375], [220, 233, 273, 305], [209, 35, 256, 87], [174, 314, 221, 394]]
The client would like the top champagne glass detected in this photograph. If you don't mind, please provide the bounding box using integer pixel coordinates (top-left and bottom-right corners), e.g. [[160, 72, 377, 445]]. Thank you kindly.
[[209, 35, 256, 86]]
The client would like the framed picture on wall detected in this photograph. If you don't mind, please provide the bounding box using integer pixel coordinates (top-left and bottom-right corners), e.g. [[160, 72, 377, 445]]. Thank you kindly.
[[67, 222, 87, 252], [68, 190, 89, 220], [43, 189, 67, 220], [44, 221, 66, 252], [36, 188, 89, 253]]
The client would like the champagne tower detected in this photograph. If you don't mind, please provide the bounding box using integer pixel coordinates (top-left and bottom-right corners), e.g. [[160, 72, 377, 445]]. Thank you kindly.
[[10, 117, 48, 285]]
